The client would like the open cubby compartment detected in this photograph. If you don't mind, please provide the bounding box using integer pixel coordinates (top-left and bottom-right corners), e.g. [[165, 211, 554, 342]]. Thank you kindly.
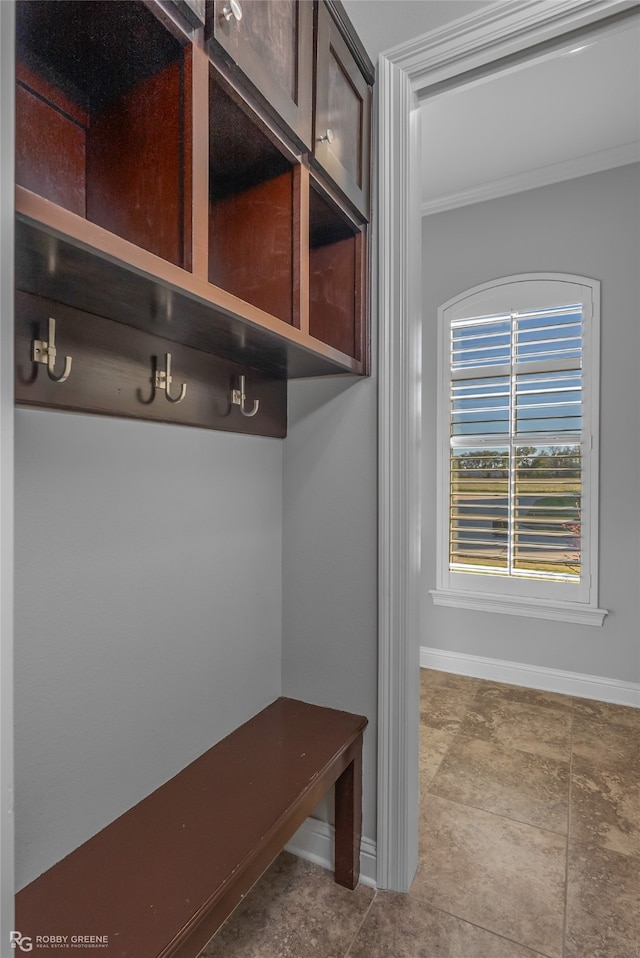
[[208, 69, 300, 328], [15, 0, 192, 268], [309, 181, 365, 362]]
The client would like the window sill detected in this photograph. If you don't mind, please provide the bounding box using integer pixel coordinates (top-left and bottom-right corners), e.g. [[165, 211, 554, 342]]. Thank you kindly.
[[429, 588, 608, 626]]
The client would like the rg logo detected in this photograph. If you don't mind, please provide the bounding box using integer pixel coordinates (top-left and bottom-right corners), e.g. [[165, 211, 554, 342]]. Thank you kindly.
[[10, 932, 33, 952]]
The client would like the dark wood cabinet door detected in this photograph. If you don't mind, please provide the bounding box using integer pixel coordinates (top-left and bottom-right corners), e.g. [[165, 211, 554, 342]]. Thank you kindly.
[[207, 0, 313, 150], [313, 1, 371, 220], [169, 0, 206, 28]]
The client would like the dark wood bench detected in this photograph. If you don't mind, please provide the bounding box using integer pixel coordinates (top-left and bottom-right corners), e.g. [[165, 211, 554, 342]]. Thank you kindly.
[[15, 697, 367, 958]]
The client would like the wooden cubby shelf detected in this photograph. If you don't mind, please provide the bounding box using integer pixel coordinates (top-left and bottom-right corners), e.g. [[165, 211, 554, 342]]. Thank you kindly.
[[209, 71, 299, 329], [14, 0, 373, 436], [309, 181, 366, 363], [15, 0, 192, 269]]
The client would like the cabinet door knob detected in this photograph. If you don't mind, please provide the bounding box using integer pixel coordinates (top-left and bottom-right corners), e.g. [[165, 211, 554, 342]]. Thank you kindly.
[[222, 0, 242, 22], [317, 128, 335, 144]]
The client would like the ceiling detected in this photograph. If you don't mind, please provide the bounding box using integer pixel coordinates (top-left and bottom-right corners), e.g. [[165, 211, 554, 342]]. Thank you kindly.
[[420, 16, 640, 213], [343, 1, 640, 215]]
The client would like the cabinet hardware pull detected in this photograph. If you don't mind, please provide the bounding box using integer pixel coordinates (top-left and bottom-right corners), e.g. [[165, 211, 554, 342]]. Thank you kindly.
[[222, 0, 242, 22], [154, 353, 187, 404], [231, 375, 259, 417], [32, 317, 72, 383], [317, 128, 335, 144]]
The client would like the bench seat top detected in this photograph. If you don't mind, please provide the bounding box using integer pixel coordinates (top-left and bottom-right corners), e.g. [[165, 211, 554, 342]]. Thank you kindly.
[[15, 697, 367, 958]]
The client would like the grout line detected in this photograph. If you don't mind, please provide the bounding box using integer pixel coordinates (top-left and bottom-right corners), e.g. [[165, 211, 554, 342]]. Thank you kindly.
[[405, 895, 557, 958], [422, 727, 572, 836], [562, 698, 576, 958], [426, 736, 574, 773], [420, 675, 573, 958], [343, 889, 378, 958], [429, 724, 573, 767], [423, 785, 570, 841]]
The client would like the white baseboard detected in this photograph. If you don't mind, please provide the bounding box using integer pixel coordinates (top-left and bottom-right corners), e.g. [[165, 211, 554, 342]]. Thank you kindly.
[[285, 818, 377, 889], [420, 646, 640, 708]]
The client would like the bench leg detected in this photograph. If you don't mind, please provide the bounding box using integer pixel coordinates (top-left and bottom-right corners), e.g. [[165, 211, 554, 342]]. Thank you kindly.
[[334, 739, 363, 889]]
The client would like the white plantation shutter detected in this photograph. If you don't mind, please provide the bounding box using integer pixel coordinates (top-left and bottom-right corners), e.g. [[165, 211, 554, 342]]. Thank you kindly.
[[450, 304, 583, 580], [433, 275, 606, 624]]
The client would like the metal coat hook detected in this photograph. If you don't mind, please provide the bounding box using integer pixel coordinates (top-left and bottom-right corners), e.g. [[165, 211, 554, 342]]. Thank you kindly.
[[32, 317, 72, 383], [231, 375, 259, 417], [154, 353, 187, 404]]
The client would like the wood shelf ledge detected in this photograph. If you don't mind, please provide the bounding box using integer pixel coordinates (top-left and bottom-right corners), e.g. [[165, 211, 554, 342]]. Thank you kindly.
[[16, 189, 363, 380]]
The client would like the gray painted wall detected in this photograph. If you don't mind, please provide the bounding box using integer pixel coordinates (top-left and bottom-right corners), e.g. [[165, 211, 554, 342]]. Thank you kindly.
[[422, 163, 640, 683], [14, 375, 380, 891], [14, 409, 283, 888], [282, 374, 379, 842]]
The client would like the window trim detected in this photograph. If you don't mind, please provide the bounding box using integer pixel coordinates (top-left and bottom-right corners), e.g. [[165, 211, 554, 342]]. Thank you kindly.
[[431, 272, 607, 625]]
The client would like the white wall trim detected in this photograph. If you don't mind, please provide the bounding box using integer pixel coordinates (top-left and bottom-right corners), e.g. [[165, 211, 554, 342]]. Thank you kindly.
[[285, 819, 377, 889], [385, 0, 639, 92], [421, 143, 640, 216], [378, 0, 639, 897], [420, 646, 640, 708], [0, 0, 15, 944], [376, 57, 422, 893], [430, 589, 608, 626]]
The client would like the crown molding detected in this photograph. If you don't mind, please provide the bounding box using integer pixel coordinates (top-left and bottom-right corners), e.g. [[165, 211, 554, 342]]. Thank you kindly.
[[421, 142, 640, 216], [385, 0, 640, 91]]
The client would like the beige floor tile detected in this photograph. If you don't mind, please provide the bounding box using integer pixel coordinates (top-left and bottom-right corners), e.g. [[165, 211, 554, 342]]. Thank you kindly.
[[570, 757, 640, 858], [429, 735, 569, 833], [565, 840, 640, 958], [197, 679, 639, 958], [412, 794, 566, 958], [420, 727, 458, 792], [474, 681, 574, 713], [571, 717, 640, 774], [348, 892, 548, 958], [459, 693, 572, 761], [198, 852, 374, 958], [420, 684, 476, 733], [573, 698, 640, 728], [420, 669, 480, 694]]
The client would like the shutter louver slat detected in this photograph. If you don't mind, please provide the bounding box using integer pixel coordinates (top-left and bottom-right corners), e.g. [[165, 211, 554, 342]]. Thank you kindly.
[[448, 304, 583, 581]]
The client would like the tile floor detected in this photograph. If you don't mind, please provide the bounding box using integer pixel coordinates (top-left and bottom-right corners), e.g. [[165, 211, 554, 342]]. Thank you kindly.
[[198, 670, 640, 958]]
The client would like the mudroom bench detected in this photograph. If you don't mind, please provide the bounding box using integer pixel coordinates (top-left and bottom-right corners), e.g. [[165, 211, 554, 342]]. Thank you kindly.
[[15, 697, 367, 958]]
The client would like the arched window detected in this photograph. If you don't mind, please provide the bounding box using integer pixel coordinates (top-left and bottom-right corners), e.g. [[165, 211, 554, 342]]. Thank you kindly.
[[431, 273, 606, 625]]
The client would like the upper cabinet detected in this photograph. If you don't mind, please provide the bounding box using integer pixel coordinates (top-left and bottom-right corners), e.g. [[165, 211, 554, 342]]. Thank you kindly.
[[205, 0, 373, 220], [312, 1, 372, 220], [14, 0, 374, 437], [170, 0, 206, 28], [15, 0, 192, 268], [206, 0, 314, 151]]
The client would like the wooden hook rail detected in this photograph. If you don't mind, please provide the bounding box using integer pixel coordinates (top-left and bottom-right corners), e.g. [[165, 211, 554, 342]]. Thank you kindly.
[[16, 292, 286, 439]]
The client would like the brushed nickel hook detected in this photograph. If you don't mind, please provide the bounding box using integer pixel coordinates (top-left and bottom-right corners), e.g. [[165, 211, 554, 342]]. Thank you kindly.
[[32, 317, 72, 383], [231, 375, 259, 417], [154, 353, 187, 404]]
